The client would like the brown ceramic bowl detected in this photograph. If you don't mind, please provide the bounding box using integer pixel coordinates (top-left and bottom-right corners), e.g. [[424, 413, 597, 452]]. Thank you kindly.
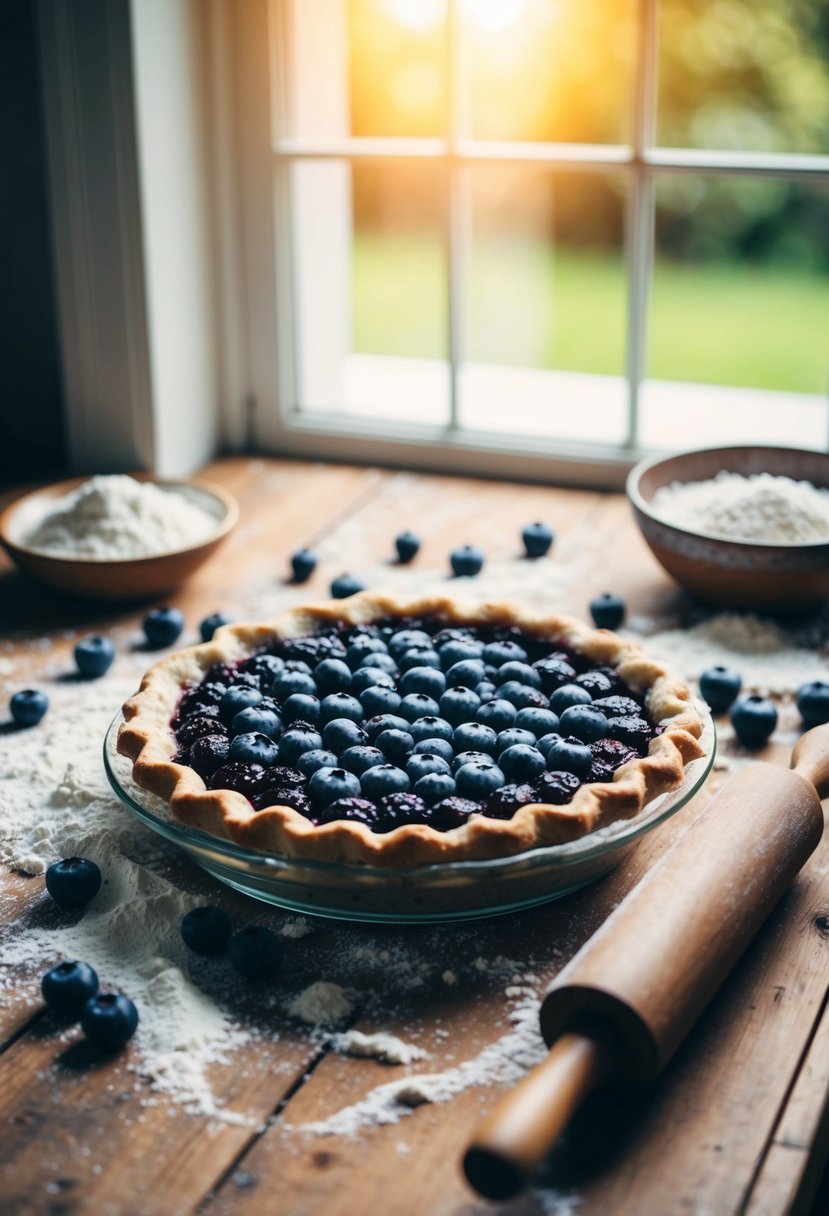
[[627, 445, 829, 611], [0, 475, 238, 601]]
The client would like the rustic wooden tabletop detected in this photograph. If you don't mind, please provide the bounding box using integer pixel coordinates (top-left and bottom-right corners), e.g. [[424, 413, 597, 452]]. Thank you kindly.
[[1, 458, 827, 1216]]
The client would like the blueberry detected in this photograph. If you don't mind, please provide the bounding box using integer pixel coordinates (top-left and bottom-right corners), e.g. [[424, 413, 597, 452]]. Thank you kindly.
[[297, 747, 338, 776], [498, 682, 547, 710], [446, 659, 487, 688], [440, 686, 482, 726], [453, 722, 498, 755], [283, 693, 321, 725], [407, 753, 452, 782], [453, 750, 499, 772], [544, 736, 592, 778], [484, 782, 538, 819], [279, 725, 324, 763], [253, 784, 313, 815], [375, 792, 428, 831], [395, 531, 421, 563], [536, 732, 563, 760], [41, 961, 99, 1018], [320, 693, 364, 724], [243, 654, 286, 685], [360, 764, 411, 799], [219, 685, 263, 726], [388, 629, 431, 658], [375, 728, 415, 762], [341, 745, 386, 776], [315, 658, 352, 694], [476, 680, 497, 703], [589, 593, 626, 630], [495, 727, 537, 754], [559, 705, 608, 744], [351, 666, 395, 694], [272, 668, 317, 700], [331, 573, 366, 599], [549, 683, 593, 714], [359, 685, 402, 717], [700, 665, 743, 715], [414, 772, 457, 805], [309, 765, 362, 806], [439, 639, 484, 668], [45, 857, 102, 908], [208, 762, 267, 796], [317, 796, 381, 828], [450, 545, 485, 577], [180, 905, 232, 956], [495, 662, 540, 689], [409, 715, 454, 743], [232, 705, 282, 738], [362, 714, 408, 743], [430, 796, 480, 831], [230, 731, 280, 766], [290, 548, 317, 583], [346, 636, 388, 669], [260, 764, 305, 788], [188, 734, 231, 778], [575, 670, 614, 698], [358, 651, 398, 677], [534, 770, 582, 805], [592, 694, 642, 718], [797, 680, 829, 729], [399, 693, 441, 722], [522, 522, 554, 559], [455, 762, 505, 799], [228, 926, 283, 981], [588, 737, 638, 782], [604, 716, 652, 753], [143, 606, 185, 649], [10, 689, 48, 727], [532, 656, 578, 693], [499, 744, 546, 782], [514, 707, 560, 739], [74, 635, 115, 679], [400, 646, 442, 672], [483, 639, 528, 667], [81, 993, 139, 1051], [199, 613, 232, 642], [476, 698, 517, 732], [399, 666, 446, 699], [412, 737, 455, 765], [731, 695, 778, 748]]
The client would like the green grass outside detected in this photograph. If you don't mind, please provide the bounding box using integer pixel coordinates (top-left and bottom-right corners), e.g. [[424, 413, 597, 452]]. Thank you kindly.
[[352, 232, 829, 393]]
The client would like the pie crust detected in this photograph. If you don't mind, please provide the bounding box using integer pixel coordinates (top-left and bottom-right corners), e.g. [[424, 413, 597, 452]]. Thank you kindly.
[[117, 592, 706, 868]]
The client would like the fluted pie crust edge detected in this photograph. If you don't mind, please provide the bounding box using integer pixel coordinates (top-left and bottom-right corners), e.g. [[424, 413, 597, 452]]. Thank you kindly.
[[117, 592, 707, 868]]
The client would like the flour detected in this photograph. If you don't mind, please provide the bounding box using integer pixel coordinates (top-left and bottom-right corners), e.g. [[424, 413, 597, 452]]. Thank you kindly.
[[333, 1030, 428, 1065], [287, 982, 354, 1025], [20, 475, 217, 559], [651, 471, 829, 544]]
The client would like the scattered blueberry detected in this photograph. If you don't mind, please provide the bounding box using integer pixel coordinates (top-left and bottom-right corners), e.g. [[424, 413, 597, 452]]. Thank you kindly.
[[10, 689, 48, 727], [290, 548, 318, 584], [521, 522, 554, 559], [45, 857, 102, 908], [143, 606, 185, 649], [74, 635, 115, 679], [450, 545, 485, 578], [180, 905, 232, 956], [797, 680, 829, 729], [228, 926, 283, 981], [395, 531, 421, 564], [81, 993, 139, 1051], [589, 593, 626, 630], [731, 695, 778, 749], [41, 961, 99, 1018], [331, 573, 366, 599], [200, 613, 232, 642], [699, 666, 743, 715], [309, 766, 362, 806]]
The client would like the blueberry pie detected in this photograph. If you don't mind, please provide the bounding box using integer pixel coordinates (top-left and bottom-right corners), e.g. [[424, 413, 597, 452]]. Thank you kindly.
[[117, 593, 706, 866]]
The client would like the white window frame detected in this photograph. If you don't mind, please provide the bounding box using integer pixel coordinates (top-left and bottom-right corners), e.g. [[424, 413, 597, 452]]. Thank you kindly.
[[235, 0, 829, 488]]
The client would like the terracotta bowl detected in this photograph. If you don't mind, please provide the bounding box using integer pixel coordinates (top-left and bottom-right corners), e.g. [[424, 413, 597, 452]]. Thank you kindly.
[[0, 475, 239, 602], [627, 445, 829, 611]]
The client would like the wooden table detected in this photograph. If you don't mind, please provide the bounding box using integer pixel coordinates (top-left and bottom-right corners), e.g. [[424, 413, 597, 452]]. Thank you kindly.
[[1, 458, 828, 1216]]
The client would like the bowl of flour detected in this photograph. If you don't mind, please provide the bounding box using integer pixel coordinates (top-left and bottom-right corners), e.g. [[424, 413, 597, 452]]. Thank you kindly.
[[0, 474, 238, 600], [627, 445, 829, 610]]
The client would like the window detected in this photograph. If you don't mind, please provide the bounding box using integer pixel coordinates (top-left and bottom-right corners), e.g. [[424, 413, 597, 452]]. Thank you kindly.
[[244, 0, 829, 483]]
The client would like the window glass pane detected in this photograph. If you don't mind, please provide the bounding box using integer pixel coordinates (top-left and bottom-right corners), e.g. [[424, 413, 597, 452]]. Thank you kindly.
[[657, 0, 829, 154], [466, 0, 636, 144], [460, 168, 628, 444], [290, 160, 449, 423], [641, 174, 829, 449]]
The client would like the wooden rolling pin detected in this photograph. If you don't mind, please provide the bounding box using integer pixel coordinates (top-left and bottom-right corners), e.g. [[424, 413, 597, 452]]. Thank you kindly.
[[464, 725, 829, 1201]]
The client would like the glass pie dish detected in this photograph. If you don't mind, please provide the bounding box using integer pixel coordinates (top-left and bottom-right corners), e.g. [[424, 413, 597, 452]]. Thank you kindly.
[[104, 710, 715, 923]]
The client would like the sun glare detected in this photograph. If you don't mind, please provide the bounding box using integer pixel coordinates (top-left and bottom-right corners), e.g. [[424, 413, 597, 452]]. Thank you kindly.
[[387, 0, 445, 33], [463, 0, 528, 32]]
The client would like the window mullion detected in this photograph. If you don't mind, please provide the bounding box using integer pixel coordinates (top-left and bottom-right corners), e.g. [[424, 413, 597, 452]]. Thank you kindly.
[[445, 0, 466, 432]]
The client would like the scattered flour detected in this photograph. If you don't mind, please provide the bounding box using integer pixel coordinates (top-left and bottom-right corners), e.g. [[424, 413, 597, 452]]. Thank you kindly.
[[19, 474, 217, 559], [651, 471, 829, 544], [287, 981, 354, 1025], [332, 1029, 428, 1065]]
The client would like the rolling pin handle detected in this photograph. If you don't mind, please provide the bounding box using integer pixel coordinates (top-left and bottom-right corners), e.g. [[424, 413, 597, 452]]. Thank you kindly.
[[791, 723, 829, 801]]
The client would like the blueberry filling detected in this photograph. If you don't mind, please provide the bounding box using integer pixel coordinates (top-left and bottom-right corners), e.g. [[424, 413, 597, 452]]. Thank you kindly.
[[171, 615, 655, 832]]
